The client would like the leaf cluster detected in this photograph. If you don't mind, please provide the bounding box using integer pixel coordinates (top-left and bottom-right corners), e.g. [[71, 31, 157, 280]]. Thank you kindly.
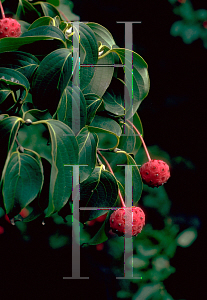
[[0, 0, 150, 244]]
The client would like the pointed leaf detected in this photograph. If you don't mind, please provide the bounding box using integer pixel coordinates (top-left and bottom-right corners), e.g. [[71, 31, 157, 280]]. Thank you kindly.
[[79, 167, 118, 223], [84, 93, 102, 125], [56, 83, 87, 134], [87, 22, 116, 49], [32, 48, 72, 115], [41, 120, 79, 217], [70, 23, 98, 90], [110, 48, 150, 118], [28, 16, 54, 30], [2, 149, 44, 214], [16, 0, 40, 23], [83, 50, 114, 97], [0, 116, 23, 181], [33, 2, 61, 19], [76, 127, 98, 183], [0, 51, 39, 81], [88, 115, 122, 149]]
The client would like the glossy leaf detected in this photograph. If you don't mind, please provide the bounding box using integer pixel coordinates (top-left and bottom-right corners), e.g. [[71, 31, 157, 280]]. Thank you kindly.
[[0, 116, 24, 185], [79, 166, 118, 223], [103, 77, 127, 116], [0, 26, 66, 54], [32, 48, 72, 115], [0, 67, 30, 93], [118, 112, 143, 155], [33, 2, 61, 19], [41, 120, 79, 217], [84, 93, 102, 125], [88, 115, 122, 149], [0, 51, 39, 81], [2, 149, 44, 214], [76, 127, 98, 183], [100, 151, 143, 205], [28, 16, 54, 30], [110, 48, 150, 118], [16, 0, 40, 23], [70, 23, 98, 90], [56, 83, 87, 134], [87, 22, 116, 49], [83, 49, 115, 97], [0, 87, 16, 113]]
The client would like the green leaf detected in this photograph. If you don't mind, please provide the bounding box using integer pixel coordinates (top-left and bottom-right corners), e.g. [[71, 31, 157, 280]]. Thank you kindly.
[[102, 77, 127, 116], [0, 116, 23, 181], [118, 112, 143, 155], [0, 87, 16, 113], [16, 0, 40, 23], [58, 1, 80, 22], [32, 48, 72, 115], [87, 22, 116, 49], [110, 48, 150, 118], [40, 119, 79, 217], [33, 2, 61, 19], [83, 49, 115, 98], [56, 83, 87, 134], [70, 23, 98, 90], [0, 26, 66, 54], [0, 114, 9, 121], [76, 127, 98, 183], [28, 16, 54, 30], [0, 67, 30, 93], [17, 118, 52, 163], [2, 149, 44, 215], [84, 217, 109, 246], [88, 115, 122, 149], [0, 51, 39, 81], [101, 151, 143, 205], [79, 166, 118, 223], [84, 93, 102, 125]]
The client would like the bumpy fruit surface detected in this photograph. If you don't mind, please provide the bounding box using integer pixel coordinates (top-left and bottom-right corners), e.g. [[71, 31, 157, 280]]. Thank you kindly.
[[109, 206, 145, 237], [140, 159, 170, 188], [0, 18, 21, 38]]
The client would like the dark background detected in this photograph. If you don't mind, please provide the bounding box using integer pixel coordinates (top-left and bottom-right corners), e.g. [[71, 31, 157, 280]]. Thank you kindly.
[[0, 1, 206, 299], [70, 0, 206, 299]]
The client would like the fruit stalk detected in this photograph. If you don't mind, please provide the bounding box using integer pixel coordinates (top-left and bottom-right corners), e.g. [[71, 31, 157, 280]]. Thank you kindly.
[[0, 1, 5, 19], [97, 150, 126, 207], [126, 119, 151, 161]]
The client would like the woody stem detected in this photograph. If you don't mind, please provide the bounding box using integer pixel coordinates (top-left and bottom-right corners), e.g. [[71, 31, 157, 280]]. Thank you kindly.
[[126, 119, 151, 161], [97, 150, 126, 208], [0, 1, 5, 19]]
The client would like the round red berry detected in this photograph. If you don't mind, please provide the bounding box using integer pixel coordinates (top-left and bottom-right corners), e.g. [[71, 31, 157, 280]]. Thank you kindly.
[[140, 159, 170, 188], [109, 206, 145, 237], [0, 18, 21, 39]]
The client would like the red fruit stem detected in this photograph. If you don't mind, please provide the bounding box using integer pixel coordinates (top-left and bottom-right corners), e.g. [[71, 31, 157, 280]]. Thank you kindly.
[[126, 119, 151, 161], [57, 8, 70, 22], [0, 1, 5, 19], [97, 150, 126, 208]]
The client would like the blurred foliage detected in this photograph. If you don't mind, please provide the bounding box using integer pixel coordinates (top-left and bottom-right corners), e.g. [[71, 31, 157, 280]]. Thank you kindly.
[[169, 0, 207, 47]]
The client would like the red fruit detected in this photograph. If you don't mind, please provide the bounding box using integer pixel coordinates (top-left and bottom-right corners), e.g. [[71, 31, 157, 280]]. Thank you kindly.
[[19, 208, 29, 218], [4, 214, 11, 223], [87, 219, 96, 226], [0, 226, 4, 234], [0, 18, 21, 38], [95, 213, 107, 222], [109, 206, 145, 237], [96, 243, 104, 251], [140, 159, 170, 188]]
